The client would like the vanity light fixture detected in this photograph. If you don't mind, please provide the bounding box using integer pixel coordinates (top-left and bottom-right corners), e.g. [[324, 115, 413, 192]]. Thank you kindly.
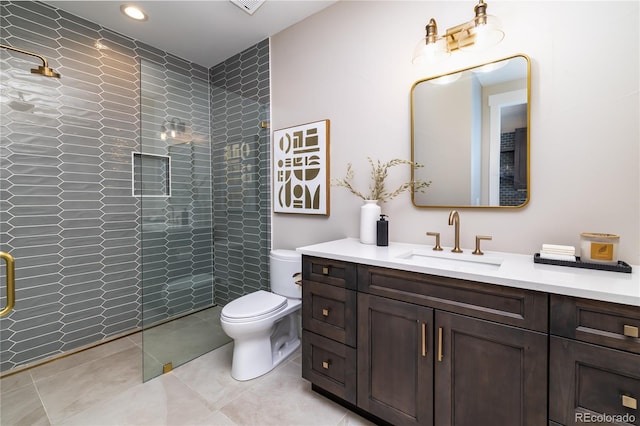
[[120, 4, 147, 21], [412, 0, 504, 65]]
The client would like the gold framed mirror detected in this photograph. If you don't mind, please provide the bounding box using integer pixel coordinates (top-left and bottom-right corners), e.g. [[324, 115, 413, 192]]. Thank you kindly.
[[411, 54, 530, 208]]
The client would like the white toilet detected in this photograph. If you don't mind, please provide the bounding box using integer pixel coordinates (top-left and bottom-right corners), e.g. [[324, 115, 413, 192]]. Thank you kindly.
[[220, 249, 302, 381]]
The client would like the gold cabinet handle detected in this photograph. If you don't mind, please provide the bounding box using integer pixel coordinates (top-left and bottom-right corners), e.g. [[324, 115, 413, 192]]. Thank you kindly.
[[0, 252, 15, 318], [623, 325, 639, 338], [421, 323, 427, 357], [322, 308, 330, 317], [437, 327, 443, 362], [321, 267, 329, 275], [322, 360, 331, 370], [622, 395, 637, 410]]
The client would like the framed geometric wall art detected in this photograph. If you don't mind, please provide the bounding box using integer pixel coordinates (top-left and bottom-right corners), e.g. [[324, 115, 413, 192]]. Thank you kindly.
[[273, 119, 330, 215]]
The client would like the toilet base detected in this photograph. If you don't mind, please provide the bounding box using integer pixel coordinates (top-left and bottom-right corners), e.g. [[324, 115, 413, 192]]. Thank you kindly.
[[229, 312, 300, 381]]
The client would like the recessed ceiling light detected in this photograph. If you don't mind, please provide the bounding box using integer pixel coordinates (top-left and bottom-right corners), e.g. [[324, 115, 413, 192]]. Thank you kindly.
[[120, 4, 147, 21]]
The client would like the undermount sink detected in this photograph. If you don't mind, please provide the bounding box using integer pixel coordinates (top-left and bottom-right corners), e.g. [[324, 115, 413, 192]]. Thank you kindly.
[[395, 249, 503, 272]]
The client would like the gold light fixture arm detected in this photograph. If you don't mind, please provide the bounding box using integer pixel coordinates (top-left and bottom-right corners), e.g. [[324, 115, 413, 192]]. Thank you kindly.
[[0, 44, 60, 78], [473, 0, 489, 26], [425, 19, 439, 45]]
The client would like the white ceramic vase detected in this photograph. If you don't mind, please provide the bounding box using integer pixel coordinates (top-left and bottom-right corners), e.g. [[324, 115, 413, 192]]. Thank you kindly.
[[360, 200, 381, 245]]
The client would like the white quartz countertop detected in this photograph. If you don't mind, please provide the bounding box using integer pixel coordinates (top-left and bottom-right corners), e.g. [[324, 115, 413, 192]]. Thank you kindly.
[[297, 238, 640, 307]]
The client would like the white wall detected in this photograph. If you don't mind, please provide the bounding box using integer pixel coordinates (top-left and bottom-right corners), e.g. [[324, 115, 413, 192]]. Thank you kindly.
[[271, 1, 640, 265]]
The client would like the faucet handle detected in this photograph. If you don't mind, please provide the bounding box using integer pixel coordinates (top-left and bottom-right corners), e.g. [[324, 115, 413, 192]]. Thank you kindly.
[[472, 235, 493, 255], [426, 232, 443, 251]]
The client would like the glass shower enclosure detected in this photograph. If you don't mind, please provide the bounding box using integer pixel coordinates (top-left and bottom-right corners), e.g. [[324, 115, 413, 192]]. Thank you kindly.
[[138, 59, 229, 381]]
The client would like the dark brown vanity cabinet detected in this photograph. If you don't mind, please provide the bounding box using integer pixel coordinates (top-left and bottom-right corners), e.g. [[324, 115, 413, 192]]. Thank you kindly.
[[358, 265, 548, 426], [549, 295, 640, 426], [301, 256, 358, 404], [357, 293, 547, 426], [301, 255, 639, 426]]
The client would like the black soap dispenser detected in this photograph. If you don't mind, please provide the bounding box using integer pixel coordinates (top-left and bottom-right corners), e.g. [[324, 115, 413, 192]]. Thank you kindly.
[[376, 214, 388, 247]]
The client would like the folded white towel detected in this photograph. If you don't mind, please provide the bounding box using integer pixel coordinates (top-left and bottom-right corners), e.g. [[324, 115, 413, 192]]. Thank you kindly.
[[539, 252, 576, 262], [542, 249, 575, 256], [542, 244, 575, 256]]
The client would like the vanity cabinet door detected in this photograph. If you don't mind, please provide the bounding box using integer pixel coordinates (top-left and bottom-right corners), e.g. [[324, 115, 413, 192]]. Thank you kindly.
[[549, 337, 640, 426], [357, 293, 434, 426], [434, 311, 548, 426]]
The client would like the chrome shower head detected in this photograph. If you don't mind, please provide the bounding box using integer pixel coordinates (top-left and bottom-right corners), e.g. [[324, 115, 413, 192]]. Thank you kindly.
[[1, 44, 61, 78]]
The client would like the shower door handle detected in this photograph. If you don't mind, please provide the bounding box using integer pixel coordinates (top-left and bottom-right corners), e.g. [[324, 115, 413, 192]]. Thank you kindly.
[[0, 252, 15, 317]]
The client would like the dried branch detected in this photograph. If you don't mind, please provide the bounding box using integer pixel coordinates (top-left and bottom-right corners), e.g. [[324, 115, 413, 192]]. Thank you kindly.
[[332, 157, 431, 203]]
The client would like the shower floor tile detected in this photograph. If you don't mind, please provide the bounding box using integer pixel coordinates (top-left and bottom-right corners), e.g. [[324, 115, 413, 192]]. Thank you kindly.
[[142, 306, 232, 380]]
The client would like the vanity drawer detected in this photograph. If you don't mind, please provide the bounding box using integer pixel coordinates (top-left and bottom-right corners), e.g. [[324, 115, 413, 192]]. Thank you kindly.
[[303, 256, 357, 290], [358, 264, 548, 333], [551, 294, 640, 354], [302, 280, 357, 347], [549, 337, 640, 426], [302, 330, 357, 405]]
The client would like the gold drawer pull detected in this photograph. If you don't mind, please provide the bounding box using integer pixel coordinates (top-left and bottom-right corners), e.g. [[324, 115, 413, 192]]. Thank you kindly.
[[622, 395, 637, 410], [322, 360, 331, 370], [437, 327, 443, 362], [322, 308, 330, 317], [623, 325, 639, 338], [322, 267, 329, 275], [421, 323, 427, 357]]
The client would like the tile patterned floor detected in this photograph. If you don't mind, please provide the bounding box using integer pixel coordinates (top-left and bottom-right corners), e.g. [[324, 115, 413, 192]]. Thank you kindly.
[[0, 333, 375, 426]]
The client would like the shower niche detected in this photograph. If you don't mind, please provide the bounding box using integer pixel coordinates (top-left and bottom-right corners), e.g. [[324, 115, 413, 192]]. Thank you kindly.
[[132, 152, 171, 198]]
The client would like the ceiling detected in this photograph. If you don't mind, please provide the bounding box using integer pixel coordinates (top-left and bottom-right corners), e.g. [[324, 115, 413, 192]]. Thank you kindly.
[[44, 1, 337, 68]]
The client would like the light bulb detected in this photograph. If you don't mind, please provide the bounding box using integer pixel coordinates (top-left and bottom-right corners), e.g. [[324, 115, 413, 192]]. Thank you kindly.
[[412, 38, 450, 65], [473, 21, 504, 49], [121, 5, 147, 21], [459, 15, 504, 52]]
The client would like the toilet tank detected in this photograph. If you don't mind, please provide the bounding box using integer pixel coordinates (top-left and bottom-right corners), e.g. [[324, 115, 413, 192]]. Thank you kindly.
[[270, 249, 302, 299]]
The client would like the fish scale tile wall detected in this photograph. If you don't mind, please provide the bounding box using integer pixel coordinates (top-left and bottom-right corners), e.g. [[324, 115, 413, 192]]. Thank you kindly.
[[0, 1, 270, 373]]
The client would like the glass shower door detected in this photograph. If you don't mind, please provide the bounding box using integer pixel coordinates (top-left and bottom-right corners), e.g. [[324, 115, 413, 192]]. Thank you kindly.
[[139, 59, 229, 381]]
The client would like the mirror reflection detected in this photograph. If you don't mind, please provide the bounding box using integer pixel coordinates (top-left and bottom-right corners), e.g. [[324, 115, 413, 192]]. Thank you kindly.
[[411, 54, 530, 208]]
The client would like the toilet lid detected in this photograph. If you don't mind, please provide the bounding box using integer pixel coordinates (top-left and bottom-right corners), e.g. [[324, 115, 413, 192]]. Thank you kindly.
[[221, 290, 287, 320]]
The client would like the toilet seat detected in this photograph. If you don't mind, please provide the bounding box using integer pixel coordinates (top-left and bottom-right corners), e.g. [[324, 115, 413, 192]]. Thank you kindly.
[[221, 290, 287, 323]]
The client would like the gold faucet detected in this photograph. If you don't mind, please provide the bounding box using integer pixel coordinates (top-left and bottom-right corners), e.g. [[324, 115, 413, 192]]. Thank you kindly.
[[448, 210, 463, 253]]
